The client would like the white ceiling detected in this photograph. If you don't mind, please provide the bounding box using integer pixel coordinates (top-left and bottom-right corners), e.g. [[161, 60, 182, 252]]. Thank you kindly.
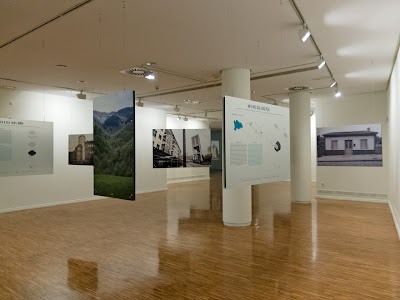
[[0, 0, 398, 120]]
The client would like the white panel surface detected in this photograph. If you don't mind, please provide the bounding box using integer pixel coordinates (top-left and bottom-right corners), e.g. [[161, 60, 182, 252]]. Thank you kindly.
[[224, 96, 290, 188], [0, 118, 53, 176]]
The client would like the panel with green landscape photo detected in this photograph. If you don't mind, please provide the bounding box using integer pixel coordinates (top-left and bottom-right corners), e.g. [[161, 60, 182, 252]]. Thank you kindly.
[[93, 91, 135, 200]]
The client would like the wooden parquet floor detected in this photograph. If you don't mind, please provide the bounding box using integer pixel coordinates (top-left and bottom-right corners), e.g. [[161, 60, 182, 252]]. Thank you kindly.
[[1, 172, 400, 299]]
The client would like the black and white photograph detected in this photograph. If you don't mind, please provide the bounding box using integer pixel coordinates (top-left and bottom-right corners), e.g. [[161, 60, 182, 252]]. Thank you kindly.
[[68, 134, 94, 165], [317, 124, 383, 167], [211, 140, 220, 160], [153, 129, 211, 168]]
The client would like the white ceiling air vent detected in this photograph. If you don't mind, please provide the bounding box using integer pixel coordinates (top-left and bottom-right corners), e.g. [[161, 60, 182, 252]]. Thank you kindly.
[[120, 67, 147, 77], [288, 86, 310, 91]]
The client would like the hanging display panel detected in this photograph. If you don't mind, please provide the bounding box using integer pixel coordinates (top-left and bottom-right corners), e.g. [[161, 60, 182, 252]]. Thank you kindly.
[[0, 118, 53, 176], [93, 91, 135, 200], [68, 134, 94, 166], [223, 96, 290, 189], [317, 123, 383, 167], [153, 129, 211, 168]]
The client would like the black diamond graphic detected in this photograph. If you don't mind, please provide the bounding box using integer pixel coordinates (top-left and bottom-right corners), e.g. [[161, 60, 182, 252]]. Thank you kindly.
[[28, 150, 37, 156]]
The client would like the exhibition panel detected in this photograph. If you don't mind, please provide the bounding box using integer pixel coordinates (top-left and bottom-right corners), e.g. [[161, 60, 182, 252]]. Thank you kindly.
[[223, 96, 290, 189], [153, 129, 211, 168], [317, 124, 383, 167], [93, 91, 135, 200], [0, 118, 53, 176]]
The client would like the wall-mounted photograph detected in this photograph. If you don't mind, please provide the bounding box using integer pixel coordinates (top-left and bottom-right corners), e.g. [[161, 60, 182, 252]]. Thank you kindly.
[[211, 140, 220, 160], [68, 134, 94, 165], [153, 129, 211, 168], [317, 124, 382, 167]]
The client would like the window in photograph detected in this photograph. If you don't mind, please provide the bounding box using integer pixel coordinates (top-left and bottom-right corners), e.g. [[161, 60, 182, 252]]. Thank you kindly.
[[331, 140, 338, 150], [361, 139, 368, 150]]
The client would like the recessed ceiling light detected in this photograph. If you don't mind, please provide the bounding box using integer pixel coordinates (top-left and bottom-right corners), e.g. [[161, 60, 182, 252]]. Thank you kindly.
[[145, 62, 156, 66], [56, 64, 67, 69], [77, 80, 86, 84], [144, 70, 155, 80], [184, 99, 201, 104], [1, 85, 16, 90]]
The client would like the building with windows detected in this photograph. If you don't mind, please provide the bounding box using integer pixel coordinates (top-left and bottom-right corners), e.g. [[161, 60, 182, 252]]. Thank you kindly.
[[323, 129, 379, 155]]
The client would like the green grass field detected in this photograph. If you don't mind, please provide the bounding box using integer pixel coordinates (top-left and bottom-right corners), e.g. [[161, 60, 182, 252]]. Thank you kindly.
[[94, 174, 134, 200]]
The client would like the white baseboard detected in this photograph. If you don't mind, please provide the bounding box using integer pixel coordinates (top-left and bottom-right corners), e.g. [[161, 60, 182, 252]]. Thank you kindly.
[[167, 175, 210, 184], [389, 201, 400, 240], [316, 190, 388, 203], [0, 196, 107, 214], [136, 187, 168, 194]]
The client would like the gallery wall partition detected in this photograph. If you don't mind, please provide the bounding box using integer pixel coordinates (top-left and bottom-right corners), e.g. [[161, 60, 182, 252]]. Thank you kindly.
[[223, 96, 290, 189], [315, 91, 388, 203], [93, 91, 135, 200]]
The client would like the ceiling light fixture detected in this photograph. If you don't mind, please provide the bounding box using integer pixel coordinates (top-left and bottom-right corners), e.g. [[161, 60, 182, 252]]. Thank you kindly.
[[76, 90, 87, 100], [177, 115, 181, 120], [184, 99, 201, 104], [184, 116, 188, 121], [298, 23, 311, 43], [56, 64, 67, 69], [317, 56, 326, 69], [144, 70, 155, 80], [204, 110, 208, 117], [335, 88, 342, 98], [136, 98, 144, 107], [1, 85, 16, 90], [330, 81, 337, 88], [173, 105, 180, 112]]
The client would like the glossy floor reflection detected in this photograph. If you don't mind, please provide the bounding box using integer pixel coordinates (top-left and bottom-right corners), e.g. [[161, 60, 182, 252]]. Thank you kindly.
[[1, 172, 400, 299]]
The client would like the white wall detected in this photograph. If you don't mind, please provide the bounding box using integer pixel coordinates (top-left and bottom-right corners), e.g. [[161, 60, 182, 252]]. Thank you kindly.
[[135, 106, 168, 193], [388, 47, 400, 238], [166, 116, 210, 184], [315, 91, 388, 203], [0, 90, 100, 212]]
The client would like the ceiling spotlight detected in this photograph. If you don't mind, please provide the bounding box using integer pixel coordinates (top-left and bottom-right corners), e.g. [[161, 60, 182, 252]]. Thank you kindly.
[[335, 88, 342, 98], [177, 115, 181, 120], [298, 23, 311, 43], [144, 70, 155, 80], [136, 99, 144, 107], [76, 91, 87, 100], [173, 105, 180, 112], [204, 110, 208, 117], [184, 116, 188, 121], [317, 56, 326, 69], [330, 81, 337, 88]]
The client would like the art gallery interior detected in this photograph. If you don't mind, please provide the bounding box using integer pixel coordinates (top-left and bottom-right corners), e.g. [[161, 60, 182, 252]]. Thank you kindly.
[[1, 0, 400, 298]]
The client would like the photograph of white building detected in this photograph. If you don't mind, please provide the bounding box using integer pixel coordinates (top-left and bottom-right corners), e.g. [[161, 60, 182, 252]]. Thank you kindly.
[[317, 124, 382, 167]]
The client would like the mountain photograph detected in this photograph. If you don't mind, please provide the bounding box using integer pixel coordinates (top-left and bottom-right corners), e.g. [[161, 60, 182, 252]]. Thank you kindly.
[[93, 91, 135, 200]]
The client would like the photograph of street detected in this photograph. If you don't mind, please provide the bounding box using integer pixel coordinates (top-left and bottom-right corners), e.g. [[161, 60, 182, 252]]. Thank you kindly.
[[317, 124, 382, 167], [153, 129, 211, 168]]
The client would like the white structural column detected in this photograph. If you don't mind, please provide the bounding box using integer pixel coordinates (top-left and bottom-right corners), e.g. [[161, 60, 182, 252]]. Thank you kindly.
[[222, 68, 252, 226], [289, 91, 312, 203]]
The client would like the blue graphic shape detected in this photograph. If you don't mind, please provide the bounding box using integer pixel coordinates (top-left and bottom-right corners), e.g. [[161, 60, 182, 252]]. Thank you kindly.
[[234, 120, 243, 131]]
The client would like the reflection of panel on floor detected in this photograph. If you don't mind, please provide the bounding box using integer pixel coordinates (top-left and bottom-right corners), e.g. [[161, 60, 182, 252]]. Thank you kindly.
[[68, 259, 98, 293]]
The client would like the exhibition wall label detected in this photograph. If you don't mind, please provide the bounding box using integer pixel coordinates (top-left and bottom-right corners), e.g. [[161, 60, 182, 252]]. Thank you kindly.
[[93, 91, 135, 200], [153, 129, 211, 168], [317, 123, 383, 167], [0, 118, 53, 176], [223, 96, 290, 188]]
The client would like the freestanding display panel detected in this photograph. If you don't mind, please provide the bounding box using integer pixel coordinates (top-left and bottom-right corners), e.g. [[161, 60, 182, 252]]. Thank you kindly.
[[93, 91, 135, 200], [223, 96, 290, 189]]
